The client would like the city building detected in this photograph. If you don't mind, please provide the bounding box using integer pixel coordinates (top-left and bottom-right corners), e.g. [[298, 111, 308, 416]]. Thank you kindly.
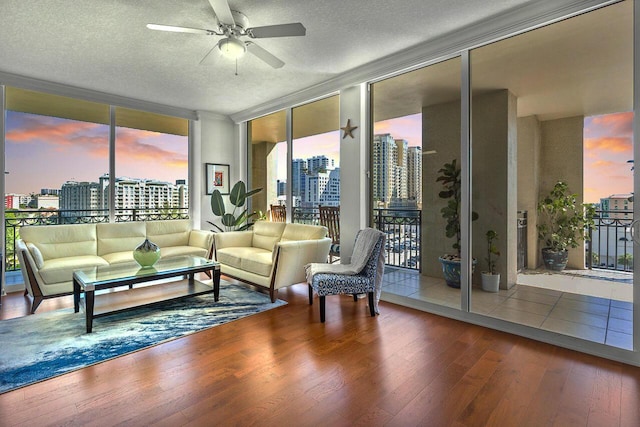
[[35, 194, 59, 209], [407, 146, 422, 207], [61, 175, 188, 215], [305, 167, 340, 207], [600, 193, 633, 219], [372, 134, 413, 207]]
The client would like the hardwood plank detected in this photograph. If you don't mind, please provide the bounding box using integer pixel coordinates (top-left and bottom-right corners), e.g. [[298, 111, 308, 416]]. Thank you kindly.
[[1, 278, 639, 426]]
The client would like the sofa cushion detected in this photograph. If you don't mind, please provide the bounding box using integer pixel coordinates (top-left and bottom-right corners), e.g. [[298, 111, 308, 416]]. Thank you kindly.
[[252, 221, 286, 251], [146, 219, 190, 248], [281, 223, 328, 241], [20, 223, 98, 261], [97, 222, 147, 256], [160, 246, 208, 259], [217, 247, 273, 277], [39, 255, 109, 284], [26, 243, 45, 269], [100, 251, 136, 265]]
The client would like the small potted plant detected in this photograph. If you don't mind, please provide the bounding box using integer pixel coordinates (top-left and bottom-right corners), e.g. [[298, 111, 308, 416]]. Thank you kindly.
[[537, 181, 595, 271], [436, 159, 478, 288], [481, 230, 500, 292]]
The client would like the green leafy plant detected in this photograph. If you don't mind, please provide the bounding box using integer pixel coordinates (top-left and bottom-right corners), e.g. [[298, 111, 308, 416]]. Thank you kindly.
[[436, 159, 478, 258], [537, 181, 595, 252], [618, 253, 633, 269], [208, 180, 262, 232], [485, 230, 500, 275]]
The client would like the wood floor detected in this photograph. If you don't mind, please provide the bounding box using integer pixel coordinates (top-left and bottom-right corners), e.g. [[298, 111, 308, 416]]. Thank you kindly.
[[1, 277, 640, 426]]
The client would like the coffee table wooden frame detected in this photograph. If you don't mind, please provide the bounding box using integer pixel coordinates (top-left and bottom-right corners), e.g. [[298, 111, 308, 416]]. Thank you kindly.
[[73, 256, 220, 333]]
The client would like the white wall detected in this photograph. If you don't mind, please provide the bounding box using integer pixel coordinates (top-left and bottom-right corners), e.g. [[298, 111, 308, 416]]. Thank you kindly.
[[197, 111, 239, 231]]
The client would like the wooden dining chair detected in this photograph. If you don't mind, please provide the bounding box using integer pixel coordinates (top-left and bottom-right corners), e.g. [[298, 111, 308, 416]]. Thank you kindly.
[[270, 204, 286, 222], [319, 205, 340, 262]]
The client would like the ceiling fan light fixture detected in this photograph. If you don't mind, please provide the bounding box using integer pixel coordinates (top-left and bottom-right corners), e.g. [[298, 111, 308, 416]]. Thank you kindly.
[[219, 37, 246, 59]]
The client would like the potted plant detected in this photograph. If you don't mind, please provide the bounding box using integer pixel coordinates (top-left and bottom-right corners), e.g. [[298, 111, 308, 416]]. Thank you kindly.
[[481, 230, 500, 292], [436, 159, 478, 288], [537, 181, 595, 271], [208, 180, 263, 232]]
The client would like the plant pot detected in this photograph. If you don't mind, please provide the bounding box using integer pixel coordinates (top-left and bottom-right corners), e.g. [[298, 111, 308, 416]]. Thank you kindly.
[[481, 272, 500, 292], [438, 256, 477, 288], [541, 247, 568, 271]]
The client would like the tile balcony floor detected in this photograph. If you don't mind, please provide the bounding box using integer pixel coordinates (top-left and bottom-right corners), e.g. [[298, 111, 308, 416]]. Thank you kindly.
[[381, 267, 633, 350]]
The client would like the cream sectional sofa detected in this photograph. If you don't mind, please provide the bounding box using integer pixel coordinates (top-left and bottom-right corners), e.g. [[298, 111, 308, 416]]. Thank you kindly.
[[214, 221, 331, 302], [16, 220, 214, 313]]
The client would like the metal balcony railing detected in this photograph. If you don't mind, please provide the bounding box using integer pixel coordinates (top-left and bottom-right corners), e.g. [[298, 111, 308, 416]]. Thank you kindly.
[[587, 209, 633, 272], [4, 208, 189, 271], [292, 207, 422, 271]]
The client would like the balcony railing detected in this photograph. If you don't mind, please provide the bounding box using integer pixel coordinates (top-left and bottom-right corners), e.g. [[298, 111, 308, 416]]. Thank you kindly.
[[587, 209, 633, 272], [374, 208, 421, 271], [4, 208, 189, 271], [292, 207, 422, 271]]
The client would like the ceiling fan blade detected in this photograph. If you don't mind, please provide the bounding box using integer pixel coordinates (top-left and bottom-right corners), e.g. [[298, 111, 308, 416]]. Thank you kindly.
[[199, 45, 219, 66], [208, 0, 235, 26], [247, 23, 306, 38], [246, 42, 285, 69], [147, 23, 214, 35]]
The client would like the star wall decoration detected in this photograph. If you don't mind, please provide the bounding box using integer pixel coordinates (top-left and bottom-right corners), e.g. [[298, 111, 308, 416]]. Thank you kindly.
[[340, 119, 358, 139]]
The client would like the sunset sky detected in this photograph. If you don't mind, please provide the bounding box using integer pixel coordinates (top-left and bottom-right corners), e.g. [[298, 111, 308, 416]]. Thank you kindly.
[[5, 111, 188, 194], [583, 111, 634, 203], [5, 110, 634, 205]]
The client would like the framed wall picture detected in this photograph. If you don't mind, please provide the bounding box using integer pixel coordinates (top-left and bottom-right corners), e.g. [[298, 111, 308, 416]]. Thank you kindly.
[[205, 163, 230, 195]]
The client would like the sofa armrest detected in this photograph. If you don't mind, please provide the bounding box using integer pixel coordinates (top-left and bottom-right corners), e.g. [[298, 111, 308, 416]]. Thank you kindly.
[[16, 239, 38, 297], [189, 229, 214, 251], [272, 237, 331, 290]]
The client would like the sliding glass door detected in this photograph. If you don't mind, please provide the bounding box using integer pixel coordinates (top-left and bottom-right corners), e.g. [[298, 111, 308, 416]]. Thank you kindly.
[[468, 0, 634, 350]]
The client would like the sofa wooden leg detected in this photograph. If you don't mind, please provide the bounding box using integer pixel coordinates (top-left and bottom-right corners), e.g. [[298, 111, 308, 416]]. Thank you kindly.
[[368, 292, 375, 317], [30, 296, 43, 314], [319, 296, 326, 323], [353, 294, 358, 302], [270, 288, 277, 303], [308, 285, 313, 305]]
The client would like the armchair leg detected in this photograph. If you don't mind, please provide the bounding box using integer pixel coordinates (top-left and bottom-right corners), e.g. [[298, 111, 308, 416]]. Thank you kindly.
[[308, 285, 313, 305], [353, 294, 358, 302], [368, 292, 375, 317], [319, 296, 326, 323]]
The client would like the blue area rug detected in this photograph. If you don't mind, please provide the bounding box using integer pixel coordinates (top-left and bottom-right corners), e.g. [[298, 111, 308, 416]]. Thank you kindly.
[[0, 282, 286, 394]]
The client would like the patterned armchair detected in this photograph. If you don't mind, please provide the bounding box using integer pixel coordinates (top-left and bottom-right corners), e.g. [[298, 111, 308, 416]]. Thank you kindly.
[[308, 230, 385, 322]]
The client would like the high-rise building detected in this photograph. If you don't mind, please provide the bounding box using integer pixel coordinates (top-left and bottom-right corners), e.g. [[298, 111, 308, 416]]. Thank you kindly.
[[373, 134, 396, 206], [305, 168, 340, 207], [60, 181, 105, 215], [407, 146, 422, 207], [291, 158, 307, 200], [307, 155, 334, 174], [276, 179, 286, 197]]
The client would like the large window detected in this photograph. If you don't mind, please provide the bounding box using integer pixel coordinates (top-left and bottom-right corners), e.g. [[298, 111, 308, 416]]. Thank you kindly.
[[248, 96, 340, 223], [115, 107, 189, 219], [3, 87, 189, 270]]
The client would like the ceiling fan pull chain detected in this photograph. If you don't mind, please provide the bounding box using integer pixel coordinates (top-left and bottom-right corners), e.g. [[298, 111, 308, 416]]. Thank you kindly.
[[235, 58, 238, 76]]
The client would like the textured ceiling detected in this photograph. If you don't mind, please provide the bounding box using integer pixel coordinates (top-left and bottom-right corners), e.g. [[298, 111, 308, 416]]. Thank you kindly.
[[0, 0, 537, 117]]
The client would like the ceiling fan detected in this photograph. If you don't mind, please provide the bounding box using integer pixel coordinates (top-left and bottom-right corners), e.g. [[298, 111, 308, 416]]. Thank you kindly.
[[146, 0, 306, 69]]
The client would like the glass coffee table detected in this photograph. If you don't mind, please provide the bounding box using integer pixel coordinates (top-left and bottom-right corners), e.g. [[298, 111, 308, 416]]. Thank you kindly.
[[73, 256, 220, 333]]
